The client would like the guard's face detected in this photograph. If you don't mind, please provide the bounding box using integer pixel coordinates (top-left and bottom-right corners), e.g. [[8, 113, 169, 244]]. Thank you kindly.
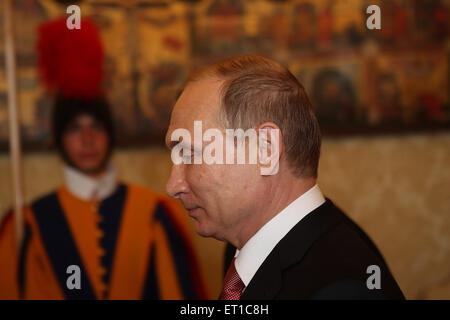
[[62, 114, 110, 176], [165, 79, 261, 242]]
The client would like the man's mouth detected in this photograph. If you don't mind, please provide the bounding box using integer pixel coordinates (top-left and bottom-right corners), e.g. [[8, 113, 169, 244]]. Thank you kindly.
[[185, 206, 201, 216], [80, 153, 98, 160]]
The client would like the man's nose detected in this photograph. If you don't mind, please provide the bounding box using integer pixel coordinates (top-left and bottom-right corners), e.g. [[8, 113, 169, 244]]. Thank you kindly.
[[81, 127, 95, 144], [166, 164, 189, 199]]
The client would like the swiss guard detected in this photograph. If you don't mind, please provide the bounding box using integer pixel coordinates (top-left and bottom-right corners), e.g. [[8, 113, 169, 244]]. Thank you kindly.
[[0, 14, 208, 300]]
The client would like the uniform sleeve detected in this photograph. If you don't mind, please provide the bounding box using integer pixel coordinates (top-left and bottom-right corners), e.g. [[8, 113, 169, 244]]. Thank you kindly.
[[0, 211, 19, 299], [153, 195, 209, 300], [18, 209, 64, 300]]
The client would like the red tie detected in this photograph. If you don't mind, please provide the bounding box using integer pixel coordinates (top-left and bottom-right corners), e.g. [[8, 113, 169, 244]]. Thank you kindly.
[[220, 258, 245, 300]]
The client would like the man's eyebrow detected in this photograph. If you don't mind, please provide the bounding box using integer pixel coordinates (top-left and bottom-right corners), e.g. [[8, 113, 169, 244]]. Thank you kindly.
[[167, 140, 179, 150], [167, 139, 193, 151]]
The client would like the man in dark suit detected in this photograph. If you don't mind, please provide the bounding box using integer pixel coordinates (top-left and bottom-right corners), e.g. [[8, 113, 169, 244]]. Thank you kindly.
[[165, 55, 405, 300], [222, 198, 405, 299]]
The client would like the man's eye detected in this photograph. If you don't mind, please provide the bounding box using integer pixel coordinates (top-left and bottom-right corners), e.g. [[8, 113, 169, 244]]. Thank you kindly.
[[92, 124, 106, 132], [65, 126, 80, 134], [182, 153, 193, 164], [181, 148, 201, 162]]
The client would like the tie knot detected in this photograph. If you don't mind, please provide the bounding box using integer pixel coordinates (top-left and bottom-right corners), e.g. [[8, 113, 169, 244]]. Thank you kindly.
[[220, 258, 245, 300]]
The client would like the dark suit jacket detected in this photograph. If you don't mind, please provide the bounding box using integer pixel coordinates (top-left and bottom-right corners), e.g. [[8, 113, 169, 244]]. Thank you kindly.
[[223, 198, 405, 300]]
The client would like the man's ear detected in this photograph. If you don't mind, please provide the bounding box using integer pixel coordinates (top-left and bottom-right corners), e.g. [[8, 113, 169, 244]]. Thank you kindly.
[[256, 122, 282, 176]]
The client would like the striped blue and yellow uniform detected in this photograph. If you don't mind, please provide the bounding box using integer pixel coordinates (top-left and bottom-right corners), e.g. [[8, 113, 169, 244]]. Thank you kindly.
[[0, 183, 208, 300]]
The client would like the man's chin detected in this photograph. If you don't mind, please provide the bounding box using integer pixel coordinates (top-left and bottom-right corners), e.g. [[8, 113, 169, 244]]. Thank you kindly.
[[73, 162, 107, 176], [193, 223, 227, 243], [193, 220, 216, 239]]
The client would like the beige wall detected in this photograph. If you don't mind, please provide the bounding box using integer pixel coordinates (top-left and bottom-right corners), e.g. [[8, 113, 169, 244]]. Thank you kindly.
[[1, 132, 449, 299]]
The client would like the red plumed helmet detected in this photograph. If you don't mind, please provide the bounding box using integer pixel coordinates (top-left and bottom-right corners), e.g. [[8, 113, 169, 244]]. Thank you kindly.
[[37, 17, 104, 99]]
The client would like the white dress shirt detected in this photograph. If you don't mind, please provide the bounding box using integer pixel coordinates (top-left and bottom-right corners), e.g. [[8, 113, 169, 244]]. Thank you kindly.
[[234, 184, 326, 287], [64, 164, 118, 201]]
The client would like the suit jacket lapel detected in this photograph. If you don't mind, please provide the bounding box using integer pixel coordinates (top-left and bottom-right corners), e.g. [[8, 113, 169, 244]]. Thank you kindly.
[[240, 199, 342, 300]]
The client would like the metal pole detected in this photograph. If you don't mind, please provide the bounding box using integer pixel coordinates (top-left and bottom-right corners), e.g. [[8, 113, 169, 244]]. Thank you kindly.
[[4, 0, 24, 249]]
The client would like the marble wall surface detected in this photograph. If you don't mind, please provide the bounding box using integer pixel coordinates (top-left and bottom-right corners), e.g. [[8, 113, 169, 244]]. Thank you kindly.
[[0, 132, 449, 299]]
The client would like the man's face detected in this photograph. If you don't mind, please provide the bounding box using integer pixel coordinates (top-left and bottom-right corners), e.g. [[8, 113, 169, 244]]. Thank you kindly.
[[62, 114, 110, 175], [165, 79, 263, 242]]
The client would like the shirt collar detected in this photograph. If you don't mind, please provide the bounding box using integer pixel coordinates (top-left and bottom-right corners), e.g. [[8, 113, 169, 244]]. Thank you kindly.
[[64, 164, 118, 201], [234, 184, 325, 287]]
